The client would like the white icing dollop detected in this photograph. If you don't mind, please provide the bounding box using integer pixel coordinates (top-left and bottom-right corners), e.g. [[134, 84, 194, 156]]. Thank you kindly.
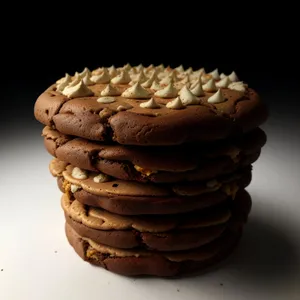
[[157, 71, 168, 79], [150, 80, 161, 91], [228, 71, 239, 82], [220, 73, 226, 79], [70, 184, 81, 193], [117, 104, 133, 111], [108, 65, 118, 77], [179, 86, 200, 106], [56, 73, 71, 84], [121, 82, 151, 99], [93, 173, 110, 183], [175, 65, 184, 73], [207, 89, 226, 104], [203, 78, 218, 92], [156, 64, 165, 72], [166, 97, 185, 110], [111, 71, 131, 84], [193, 68, 205, 77], [142, 72, 157, 88], [216, 76, 231, 88], [160, 76, 174, 85], [185, 67, 193, 75], [90, 68, 110, 84], [68, 75, 81, 87], [123, 63, 131, 71], [130, 71, 147, 84], [209, 68, 220, 80], [180, 75, 190, 85], [56, 74, 72, 91], [228, 81, 247, 93], [79, 67, 91, 78], [62, 80, 94, 98], [191, 80, 205, 96], [82, 73, 94, 86], [97, 96, 116, 104], [92, 67, 103, 75], [139, 98, 160, 109], [154, 83, 178, 98], [135, 64, 144, 72], [101, 84, 121, 96], [72, 167, 88, 180], [201, 75, 211, 84]]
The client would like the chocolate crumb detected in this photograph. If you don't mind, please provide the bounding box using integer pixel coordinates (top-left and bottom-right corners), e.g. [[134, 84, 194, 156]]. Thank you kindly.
[[177, 289, 180, 292], [55, 251, 58, 253], [1, 269, 3, 271], [220, 283, 223, 286]]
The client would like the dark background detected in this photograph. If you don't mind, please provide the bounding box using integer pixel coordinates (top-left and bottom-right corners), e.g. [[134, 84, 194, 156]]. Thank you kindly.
[[1, 6, 299, 134]]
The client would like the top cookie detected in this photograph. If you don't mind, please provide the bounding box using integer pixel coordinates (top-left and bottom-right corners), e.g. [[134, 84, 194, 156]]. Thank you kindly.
[[34, 64, 268, 146]]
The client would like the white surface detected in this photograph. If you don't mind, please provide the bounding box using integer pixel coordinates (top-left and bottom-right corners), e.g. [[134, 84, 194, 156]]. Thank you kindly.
[[1, 121, 299, 300]]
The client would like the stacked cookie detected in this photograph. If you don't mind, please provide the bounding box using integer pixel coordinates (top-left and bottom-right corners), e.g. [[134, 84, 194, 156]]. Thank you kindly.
[[34, 64, 268, 277]]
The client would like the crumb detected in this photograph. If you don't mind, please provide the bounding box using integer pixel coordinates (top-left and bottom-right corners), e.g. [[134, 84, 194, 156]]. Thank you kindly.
[[220, 283, 223, 286], [177, 289, 180, 292], [1, 269, 3, 271], [55, 251, 58, 253]]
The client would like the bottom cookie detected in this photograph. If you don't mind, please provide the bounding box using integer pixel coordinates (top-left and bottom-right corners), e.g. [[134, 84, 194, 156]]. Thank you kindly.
[[65, 223, 242, 277]]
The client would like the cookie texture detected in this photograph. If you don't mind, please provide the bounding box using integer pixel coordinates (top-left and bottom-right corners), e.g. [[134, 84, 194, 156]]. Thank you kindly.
[[65, 222, 242, 276], [34, 66, 268, 146], [51, 158, 252, 215], [63, 189, 251, 251], [43, 126, 266, 183]]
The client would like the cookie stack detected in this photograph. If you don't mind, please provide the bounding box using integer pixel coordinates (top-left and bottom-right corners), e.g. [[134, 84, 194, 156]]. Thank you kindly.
[[34, 64, 268, 277]]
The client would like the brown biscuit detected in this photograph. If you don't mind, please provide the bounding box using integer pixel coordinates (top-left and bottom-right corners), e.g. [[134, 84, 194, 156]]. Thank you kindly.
[[63, 190, 251, 251], [54, 160, 252, 215], [65, 223, 242, 277], [43, 126, 265, 182], [34, 81, 268, 146], [62, 192, 241, 251]]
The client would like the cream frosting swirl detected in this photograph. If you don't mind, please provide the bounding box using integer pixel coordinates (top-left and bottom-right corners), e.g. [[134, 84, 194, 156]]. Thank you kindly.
[[203, 78, 218, 92], [228, 71, 239, 82], [56, 74, 72, 91], [207, 89, 226, 104], [62, 80, 94, 98], [209, 68, 220, 80], [91, 68, 110, 84], [93, 173, 110, 183], [79, 67, 91, 78], [179, 86, 200, 105], [108, 65, 118, 77], [97, 97, 116, 104], [121, 82, 151, 99], [191, 80, 205, 96], [166, 97, 185, 109], [216, 76, 231, 88], [154, 83, 178, 98], [82, 73, 94, 86], [101, 84, 121, 96], [111, 71, 131, 84], [228, 81, 247, 93], [150, 80, 161, 91], [142, 72, 157, 88], [72, 167, 88, 180], [139, 98, 160, 109]]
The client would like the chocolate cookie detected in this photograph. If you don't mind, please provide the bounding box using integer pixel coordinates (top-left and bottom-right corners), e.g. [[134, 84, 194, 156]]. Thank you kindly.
[[34, 65, 268, 146], [63, 189, 251, 251], [43, 126, 266, 183], [51, 159, 252, 215], [65, 222, 242, 277]]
